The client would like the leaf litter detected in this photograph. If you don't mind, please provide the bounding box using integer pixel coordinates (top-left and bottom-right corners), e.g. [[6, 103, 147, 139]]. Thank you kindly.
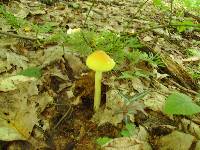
[[0, 0, 199, 149]]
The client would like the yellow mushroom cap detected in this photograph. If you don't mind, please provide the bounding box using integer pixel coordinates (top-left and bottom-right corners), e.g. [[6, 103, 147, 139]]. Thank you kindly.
[[86, 50, 115, 72]]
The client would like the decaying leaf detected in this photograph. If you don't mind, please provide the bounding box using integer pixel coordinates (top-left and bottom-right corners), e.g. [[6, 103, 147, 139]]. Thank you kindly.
[[92, 90, 146, 126], [181, 118, 200, 139], [131, 77, 146, 93], [0, 75, 53, 141], [45, 66, 69, 81], [102, 137, 152, 150], [160, 51, 197, 90], [0, 38, 18, 48], [92, 109, 124, 126], [41, 45, 64, 68], [7, 1, 30, 18], [156, 131, 195, 150], [0, 75, 36, 92], [64, 51, 86, 76], [0, 59, 12, 73], [144, 92, 166, 112], [6, 51, 28, 69], [0, 118, 26, 141], [0, 81, 38, 139]]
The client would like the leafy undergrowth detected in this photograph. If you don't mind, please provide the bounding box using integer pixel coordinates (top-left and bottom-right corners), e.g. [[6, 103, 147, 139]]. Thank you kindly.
[[0, 0, 200, 150]]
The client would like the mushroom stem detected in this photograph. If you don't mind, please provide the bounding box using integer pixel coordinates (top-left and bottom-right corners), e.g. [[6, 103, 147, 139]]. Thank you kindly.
[[94, 71, 102, 111]]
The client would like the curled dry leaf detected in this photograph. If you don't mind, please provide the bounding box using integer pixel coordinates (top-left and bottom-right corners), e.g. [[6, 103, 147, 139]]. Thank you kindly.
[[6, 51, 29, 69], [143, 92, 166, 112], [0, 80, 38, 140], [156, 131, 195, 150], [64, 51, 86, 76], [102, 137, 152, 150], [0, 75, 53, 142], [41, 45, 64, 68], [181, 118, 200, 139], [0, 75, 36, 92]]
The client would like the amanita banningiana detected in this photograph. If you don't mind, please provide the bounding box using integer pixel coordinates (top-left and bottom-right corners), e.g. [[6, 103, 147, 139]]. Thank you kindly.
[[86, 50, 115, 111]]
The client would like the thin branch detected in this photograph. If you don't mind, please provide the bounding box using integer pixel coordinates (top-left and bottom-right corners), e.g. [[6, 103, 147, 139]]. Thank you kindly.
[[169, 80, 198, 95], [169, 0, 174, 26], [0, 30, 37, 40], [52, 105, 72, 130], [134, 0, 149, 17], [83, 0, 96, 28], [168, 0, 174, 38], [80, 0, 96, 50]]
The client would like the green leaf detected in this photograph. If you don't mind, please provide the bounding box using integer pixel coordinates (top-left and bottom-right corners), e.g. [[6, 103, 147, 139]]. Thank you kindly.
[[120, 123, 136, 137], [120, 130, 130, 137], [96, 137, 112, 146], [163, 92, 200, 115], [153, 0, 162, 6], [18, 67, 41, 78]]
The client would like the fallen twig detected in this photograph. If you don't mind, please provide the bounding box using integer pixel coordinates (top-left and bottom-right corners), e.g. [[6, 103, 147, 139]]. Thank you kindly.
[[0, 30, 37, 40], [52, 105, 73, 130], [134, 0, 149, 17], [169, 80, 198, 95]]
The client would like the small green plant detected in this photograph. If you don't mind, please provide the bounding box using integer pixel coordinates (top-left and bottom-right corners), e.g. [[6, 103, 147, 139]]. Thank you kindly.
[[175, 0, 200, 10], [120, 123, 136, 137], [163, 92, 200, 115], [115, 91, 148, 123], [147, 53, 165, 68], [0, 5, 55, 34], [172, 20, 199, 33], [64, 30, 95, 55], [18, 67, 42, 78], [186, 48, 200, 57], [0, 5, 27, 29], [65, 30, 164, 71], [96, 137, 112, 146], [32, 22, 55, 34]]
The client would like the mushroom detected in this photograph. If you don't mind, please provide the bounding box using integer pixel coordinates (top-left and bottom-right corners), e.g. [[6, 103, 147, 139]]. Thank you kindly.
[[86, 50, 115, 111]]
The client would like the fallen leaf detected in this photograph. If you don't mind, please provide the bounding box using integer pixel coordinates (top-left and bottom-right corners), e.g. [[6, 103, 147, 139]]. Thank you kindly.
[[0, 80, 39, 139], [143, 36, 153, 42], [157, 131, 195, 150], [0, 75, 36, 92], [163, 92, 200, 115], [144, 92, 166, 112], [64, 51, 86, 76], [7, 52, 28, 69], [103, 137, 152, 150], [41, 45, 64, 68], [0, 118, 26, 141]]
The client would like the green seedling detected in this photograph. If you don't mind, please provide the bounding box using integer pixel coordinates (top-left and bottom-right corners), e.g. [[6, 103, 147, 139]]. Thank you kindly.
[[115, 91, 148, 123], [86, 50, 115, 111], [96, 137, 112, 146], [120, 123, 136, 137], [18, 67, 42, 78]]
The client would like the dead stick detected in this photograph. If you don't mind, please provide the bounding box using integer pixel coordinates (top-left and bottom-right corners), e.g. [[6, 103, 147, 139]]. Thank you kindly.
[[169, 80, 198, 95], [0, 30, 37, 40]]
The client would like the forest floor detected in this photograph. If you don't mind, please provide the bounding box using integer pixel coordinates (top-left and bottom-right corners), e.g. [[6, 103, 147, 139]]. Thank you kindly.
[[0, 0, 200, 150]]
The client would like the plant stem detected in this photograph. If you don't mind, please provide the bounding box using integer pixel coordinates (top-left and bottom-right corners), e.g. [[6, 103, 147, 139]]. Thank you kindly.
[[134, 0, 149, 17], [94, 71, 102, 111]]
